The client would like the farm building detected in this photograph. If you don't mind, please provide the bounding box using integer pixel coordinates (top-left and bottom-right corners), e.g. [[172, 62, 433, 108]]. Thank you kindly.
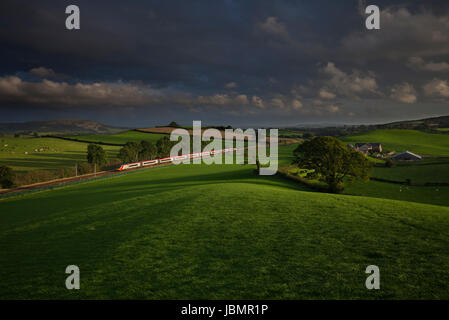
[[354, 143, 383, 153], [370, 143, 383, 152], [391, 151, 422, 161], [356, 144, 372, 153]]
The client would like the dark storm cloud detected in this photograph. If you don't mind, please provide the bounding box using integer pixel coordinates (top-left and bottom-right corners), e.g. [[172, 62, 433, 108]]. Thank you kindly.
[[341, 5, 449, 61], [0, 0, 353, 89], [0, 0, 448, 126]]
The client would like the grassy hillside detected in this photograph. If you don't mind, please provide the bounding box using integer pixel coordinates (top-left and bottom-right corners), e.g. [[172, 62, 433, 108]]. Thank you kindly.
[[341, 129, 449, 156], [372, 164, 449, 185], [66, 130, 168, 145], [1, 157, 449, 299], [0, 137, 120, 172]]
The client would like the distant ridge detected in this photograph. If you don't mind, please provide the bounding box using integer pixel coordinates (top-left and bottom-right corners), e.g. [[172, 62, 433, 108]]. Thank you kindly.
[[291, 115, 449, 130], [0, 119, 129, 135], [379, 115, 449, 129]]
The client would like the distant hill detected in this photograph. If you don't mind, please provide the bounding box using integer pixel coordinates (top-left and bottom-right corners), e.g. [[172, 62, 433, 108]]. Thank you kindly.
[[379, 115, 449, 129], [0, 119, 129, 135], [288, 115, 449, 138]]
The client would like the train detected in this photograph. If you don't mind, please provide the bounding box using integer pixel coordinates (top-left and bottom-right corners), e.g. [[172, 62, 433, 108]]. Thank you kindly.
[[117, 148, 239, 171]]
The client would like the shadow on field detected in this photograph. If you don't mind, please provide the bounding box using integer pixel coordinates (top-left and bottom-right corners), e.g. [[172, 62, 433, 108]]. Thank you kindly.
[[0, 157, 82, 170], [5, 166, 312, 212], [1, 150, 118, 171]]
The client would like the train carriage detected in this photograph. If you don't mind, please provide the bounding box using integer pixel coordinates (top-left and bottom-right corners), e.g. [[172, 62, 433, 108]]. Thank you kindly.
[[142, 159, 159, 166], [117, 147, 242, 171]]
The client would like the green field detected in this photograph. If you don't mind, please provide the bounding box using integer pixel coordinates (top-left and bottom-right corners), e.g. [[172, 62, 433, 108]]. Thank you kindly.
[[341, 129, 449, 156], [1, 146, 449, 299], [279, 129, 302, 137], [338, 129, 449, 205], [371, 163, 449, 185], [283, 161, 449, 207], [344, 180, 449, 207], [0, 137, 120, 172], [66, 130, 168, 145]]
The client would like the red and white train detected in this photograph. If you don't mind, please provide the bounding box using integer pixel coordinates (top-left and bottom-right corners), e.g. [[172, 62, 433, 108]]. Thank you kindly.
[[117, 148, 239, 171]]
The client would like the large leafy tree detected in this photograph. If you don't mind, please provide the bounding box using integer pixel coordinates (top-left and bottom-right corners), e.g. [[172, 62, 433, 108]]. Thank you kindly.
[[87, 144, 107, 166], [293, 136, 372, 193], [0, 165, 14, 188]]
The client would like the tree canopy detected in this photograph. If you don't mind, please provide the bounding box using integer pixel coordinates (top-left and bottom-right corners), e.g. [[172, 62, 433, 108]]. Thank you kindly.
[[118, 137, 176, 163], [87, 144, 107, 166], [0, 165, 15, 188], [293, 136, 372, 193], [156, 136, 175, 158], [168, 121, 181, 128], [139, 140, 158, 161], [118, 142, 141, 163]]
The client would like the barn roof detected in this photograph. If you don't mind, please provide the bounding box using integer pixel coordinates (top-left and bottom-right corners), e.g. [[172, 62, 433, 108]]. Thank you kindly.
[[392, 151, 422, 160]]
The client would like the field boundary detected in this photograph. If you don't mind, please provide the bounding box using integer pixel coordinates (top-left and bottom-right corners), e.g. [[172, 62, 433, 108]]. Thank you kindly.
[[42, 135, 125, 146]]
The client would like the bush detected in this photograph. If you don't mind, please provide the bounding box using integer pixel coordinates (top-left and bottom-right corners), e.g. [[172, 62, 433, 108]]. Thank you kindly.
[[77, 163, 94, 175], [101, 159, 122, 171], [0, 165, 15, 188], [385, 158, 394, 168], [168, 121, 181, 128]]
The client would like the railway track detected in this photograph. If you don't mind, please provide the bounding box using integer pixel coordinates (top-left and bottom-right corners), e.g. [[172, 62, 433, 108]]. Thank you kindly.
[[0, 163, 172, 197]]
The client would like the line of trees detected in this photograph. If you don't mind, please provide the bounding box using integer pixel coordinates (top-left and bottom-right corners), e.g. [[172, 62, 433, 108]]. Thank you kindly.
[[117, 136, 228, 164], [118, 136, 176, 163]]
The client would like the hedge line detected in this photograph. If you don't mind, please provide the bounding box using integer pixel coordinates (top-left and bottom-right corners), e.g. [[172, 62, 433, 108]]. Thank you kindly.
[[42, 135, 124, 146]]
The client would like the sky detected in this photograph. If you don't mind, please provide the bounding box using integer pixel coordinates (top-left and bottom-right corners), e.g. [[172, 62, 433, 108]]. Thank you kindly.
[[1, 0, 449, 127]]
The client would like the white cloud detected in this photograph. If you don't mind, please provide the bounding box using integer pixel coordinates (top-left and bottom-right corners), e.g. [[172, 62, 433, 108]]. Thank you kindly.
[[408, 57, 449, 72], [257, 17, 289, 40], [235, 94, 249, 104], [197, 93, 252, 106], [0, 75, 267, 111], [327, 105, 340, 113], [320, 62, 378, 97], [423, 79, 449, 98], [291, 99, 303, 110], [390, 82, 417, 104], [318, 88, 336, 100], [271, 97, 285, 109], [29, 67, 58, 78], [0, 76, 153, 106], [251, 95, 265, 109], [224, 82, 238, 88]]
